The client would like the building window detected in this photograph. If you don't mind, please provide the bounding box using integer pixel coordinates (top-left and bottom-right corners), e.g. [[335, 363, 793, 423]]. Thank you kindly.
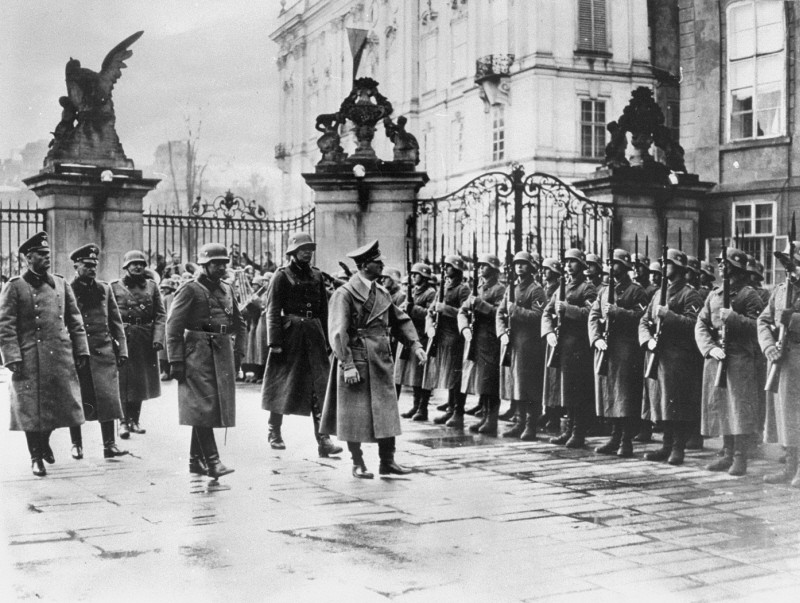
[[451, 18, 468, 80], [734, 201, 776, 284], [423, 35, 437, 92], [727, 1, 785, 141], [580, 99, 606, 159], [452, 116, 464, 164], [577, 0, 607, 53], [492, 105, 505, 162]]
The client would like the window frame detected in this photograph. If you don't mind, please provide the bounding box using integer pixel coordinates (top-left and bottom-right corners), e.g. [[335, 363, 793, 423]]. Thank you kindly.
[[731, 200, 778, 285], [576, 0, 609, 55], [579, 98, 607, 160]]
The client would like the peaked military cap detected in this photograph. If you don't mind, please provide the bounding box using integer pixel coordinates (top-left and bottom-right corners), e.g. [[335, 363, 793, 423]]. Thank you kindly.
[[444, 254, 466, 272], [347, 239, 385, 264], [410, 262, 432, 278], [477, 253, 501, 270], [19, 231, 49, 255], [286, 232, 316, 255], [611, 249, 633, 270], [70, 243, 100, 265]]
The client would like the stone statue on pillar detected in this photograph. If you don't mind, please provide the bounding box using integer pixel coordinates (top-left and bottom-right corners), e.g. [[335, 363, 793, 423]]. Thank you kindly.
[[384, 116, 420, 165], [337, 77, 393, 161], [315, 112, 347, 165], [44, 31, 144, 170]]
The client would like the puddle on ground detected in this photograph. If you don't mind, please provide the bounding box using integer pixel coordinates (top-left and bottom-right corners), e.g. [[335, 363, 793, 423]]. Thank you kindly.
[[409, 434, 499, 448]]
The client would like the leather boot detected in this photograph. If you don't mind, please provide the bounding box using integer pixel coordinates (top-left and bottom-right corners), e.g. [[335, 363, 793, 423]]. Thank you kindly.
[[118, 418, 130, 440], [445, 392, 465, 428], [668, 422, 687, 466], [765, 447, 798, 484], [464, 400, 482, 416], [594, 420, 622, 455], [127, 401, 146, 434], [312, 399, 343, 457], [348, 442, 374, 479], [550, 412, 573, 445], [26, 432, 46, 477], [478, 398, 500, 436], [434, 408, 454, 424], [378, 438, 412, 475], [520, 402, 538, 441], [412, 390, 430, 422], [644, 425, 673, 462], [101, 421, 129, 458], [728, 435, 748, 476], [469, 398, 489, 433], [633, 421, 653, 443], [617, 418, 635, 458], [707, 435, 734, 471], [189, 427, 208, 475], [41, 432, 55, 464], [565, 410, 588, 448], [268, 413, 286, 450], [685, 424, 703, 450], [434, 391, 455, 424], [401, 389, 421, 419], [70, 426, 83, 460], [503, 400, 527, 438], [499, 400, 517, 422], [196, 427, 234, 479]]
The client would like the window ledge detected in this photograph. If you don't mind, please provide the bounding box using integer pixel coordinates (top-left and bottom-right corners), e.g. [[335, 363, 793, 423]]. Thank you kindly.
[[721, 135, 791, 151], [574, 49, 613, 59]]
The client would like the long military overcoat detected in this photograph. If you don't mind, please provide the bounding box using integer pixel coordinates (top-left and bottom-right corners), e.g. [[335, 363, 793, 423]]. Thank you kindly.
[[757, 282, 800, 446], [422, 278, 470, 390], [588, 278, 648, 418], [166, 275, 246, 427], [695, 283, 764, 437], [541, 276, 597, 409], [541, 281, 561, 408], [71, 278, 128, 422], [321, 274, 421, 443], [496, 275, 547, 401], [394, 283, 435, 387], [262, 263, 330, 415], [457, 277, 506, 396], [111, 276, 166, 403], [0, 271, 89, 431], [638, 277, 703, 422]]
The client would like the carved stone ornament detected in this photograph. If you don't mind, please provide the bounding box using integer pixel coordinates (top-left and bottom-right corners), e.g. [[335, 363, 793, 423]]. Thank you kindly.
[[337, 77, 394, 159], [383, 115, 420, 165], [603, 86, 686, 173], [45, 31, 143, 169], [315, 112, 348, 165]]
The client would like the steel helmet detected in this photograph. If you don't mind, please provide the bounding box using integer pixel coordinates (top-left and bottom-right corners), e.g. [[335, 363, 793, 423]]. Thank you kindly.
[[410, 262, 432, 278], [122, 250, 147, 269], [686, 256, 701, 275], [197, 243, 230, 265], [700, 261, 716, 280], [542, 257, 562, 276], [286, 232, 316, 255], [383, 267, 402, 283], [648, 261, 662, 275], [444, 255, 466, 272], [664, 248, 688, 268], [477, 253, 501, 270], [512, 251, 537, 269], [716, 247, 748, 271], [632, 253, 650, 268], [611, 249, 633, 270], [564, 248, 587, 267]]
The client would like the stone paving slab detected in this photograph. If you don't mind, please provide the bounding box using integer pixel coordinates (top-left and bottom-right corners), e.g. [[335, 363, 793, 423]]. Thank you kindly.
[[3, 383, 800, 602]]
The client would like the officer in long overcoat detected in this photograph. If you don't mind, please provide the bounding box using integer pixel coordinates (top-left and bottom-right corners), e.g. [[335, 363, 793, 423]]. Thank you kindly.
[[0, 232, 90, 476], [758, 241, 800, 486], [167, 243, 246, 479], [458, 253, 506, 436], [261, 232, 342, 457], [320, 240, 426, 479], [540, 258, 563, 433], [425, 256, 471, 427], [68, 244, 130, 460], [395, 262, 436, 421], [589, 249, 648, 457], [496, 251, 547, 440], [542, 249, 597, 448], [695, 247, 764, 476], [111, 250, 166, 438], [639, 249, 704, 465]]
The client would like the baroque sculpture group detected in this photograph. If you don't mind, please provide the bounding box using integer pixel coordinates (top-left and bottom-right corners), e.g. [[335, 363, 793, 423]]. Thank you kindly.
[[2, 227, 799, 487]]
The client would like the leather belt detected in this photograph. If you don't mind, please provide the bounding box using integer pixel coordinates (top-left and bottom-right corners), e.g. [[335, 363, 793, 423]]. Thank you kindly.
[[190, 324, 230, 334], [286, 311, 320, 319], [355, 326, 388, 337], [125, 318, 152, 326]]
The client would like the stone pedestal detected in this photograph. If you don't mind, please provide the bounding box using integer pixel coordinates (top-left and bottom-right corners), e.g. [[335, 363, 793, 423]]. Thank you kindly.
[[23, 164, 159, 281], [574, 167, 714, 257], [303, 164, 429, 275]]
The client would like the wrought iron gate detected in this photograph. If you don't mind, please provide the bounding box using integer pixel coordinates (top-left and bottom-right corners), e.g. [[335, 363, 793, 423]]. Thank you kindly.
[[412, 164, 613, 265], [144, 191, 314, 270], [0, 200, 47, 278]]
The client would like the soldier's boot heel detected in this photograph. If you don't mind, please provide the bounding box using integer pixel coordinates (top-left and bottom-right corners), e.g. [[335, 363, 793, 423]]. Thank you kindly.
[[765, 447, 797, 484], [464, 402, 482, 416], [502, 401, 527, 438], [644, 429, 673, 462], [118, 419, 131, 440], [469, 399, 489, 433], [318, 436, 343, 458], [549, 415, 573, 445], [519, 406, 538, 441], [707, 436, 734, 471], [667, 426, 687, 466], [401, 390, 421, 419], [595, 421, 621, 455], [728, 436, 748, 476], [478, 400, 500, 437], [433, 409, 454, 425], [268, 426, 286, 450], [499, 400, 517, 422], [445, 412, 464, 429], [412, 393, 429, 422], [633, 421, 653, 443]]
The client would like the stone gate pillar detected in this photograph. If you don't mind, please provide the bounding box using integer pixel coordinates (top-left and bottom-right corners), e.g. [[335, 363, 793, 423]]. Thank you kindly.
[[24, 165, 159, 282]]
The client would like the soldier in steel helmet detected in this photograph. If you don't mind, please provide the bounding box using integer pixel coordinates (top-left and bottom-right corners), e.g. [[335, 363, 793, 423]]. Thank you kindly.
[[0, 232, 90, 476], [699, 261, 717, 302], [261, 232, 343, 457], [166, 242, 246, 479], [426, 255, 471, 427], [584, 253, 605, 289], [158, 276, 179, 380], [496, 251, 547, 440], [539, 257, 564, 433], [458, 253, 506, 436], [589, 248, 649, 457], [633, 253, 652, 293], [542, 248, 598, 448], [396, 262, 436, 422], [747, 256, 770, 305], [695, 247, 764, 476], [639, 248, 703, 465], [68, 244, 130, 460], [111, 250, 167, 438]]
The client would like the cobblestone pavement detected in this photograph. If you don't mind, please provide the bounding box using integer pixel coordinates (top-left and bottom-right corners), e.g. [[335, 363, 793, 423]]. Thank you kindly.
[[2, 381, 800, 602]]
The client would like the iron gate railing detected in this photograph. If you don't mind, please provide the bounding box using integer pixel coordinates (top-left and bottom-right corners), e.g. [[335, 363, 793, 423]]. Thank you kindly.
[[144, 191, 315, 271], [412, 165, 613, 267], [0, 200, 47, 279]]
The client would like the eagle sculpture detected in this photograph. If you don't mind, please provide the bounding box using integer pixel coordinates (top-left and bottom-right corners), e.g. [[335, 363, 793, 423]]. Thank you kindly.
[[45, 31, 144, 169]]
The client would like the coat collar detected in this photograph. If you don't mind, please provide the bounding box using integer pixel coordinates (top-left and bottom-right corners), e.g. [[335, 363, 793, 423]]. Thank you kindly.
[[346, 273, 389, 323], [23, 269, 55, 288]]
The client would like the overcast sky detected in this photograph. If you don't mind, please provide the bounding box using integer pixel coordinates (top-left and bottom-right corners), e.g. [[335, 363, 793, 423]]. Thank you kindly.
[[0, 0, 282, 184]]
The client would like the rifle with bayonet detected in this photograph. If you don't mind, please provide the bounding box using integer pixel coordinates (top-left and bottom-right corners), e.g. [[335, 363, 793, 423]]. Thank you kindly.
[[426, 250, 447, 358], [714, 219, 729, 388], [595, 224, 614, 376], [502, 239, 514, 367], [765, 213, 797, 392], [466, 232, 479, 362], [400, 242, 414, 360], [645, 224, 669, 380], [546, 222, 566, 368]]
